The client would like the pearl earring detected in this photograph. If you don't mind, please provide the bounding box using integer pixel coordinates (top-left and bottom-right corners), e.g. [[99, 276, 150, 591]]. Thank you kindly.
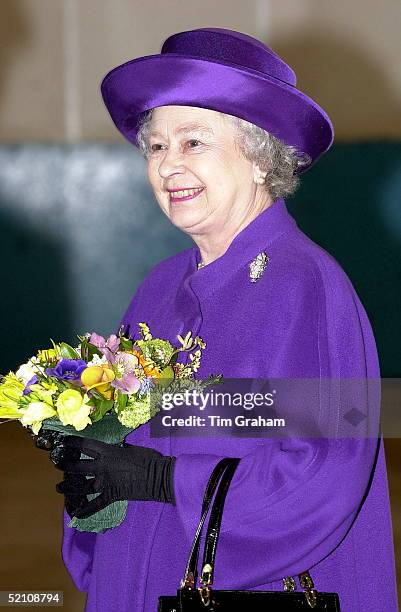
[[254, 165, 267, 185]]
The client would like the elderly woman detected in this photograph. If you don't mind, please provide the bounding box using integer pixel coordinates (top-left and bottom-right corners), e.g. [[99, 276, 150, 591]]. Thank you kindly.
[[52, 28, 397, 611]]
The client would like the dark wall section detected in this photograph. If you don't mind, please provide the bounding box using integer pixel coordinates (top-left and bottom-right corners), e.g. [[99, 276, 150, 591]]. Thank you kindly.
[[287, 142, 401, 376], [0, 142, 399, 376]]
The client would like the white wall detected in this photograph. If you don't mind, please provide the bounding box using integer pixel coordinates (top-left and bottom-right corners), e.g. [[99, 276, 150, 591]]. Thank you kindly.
[[0, 0, 399, 142]]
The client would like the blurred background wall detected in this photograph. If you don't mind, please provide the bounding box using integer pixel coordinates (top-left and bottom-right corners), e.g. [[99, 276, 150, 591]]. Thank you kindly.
[[0, 1, 400, 610], [1, 0, 401, 142]]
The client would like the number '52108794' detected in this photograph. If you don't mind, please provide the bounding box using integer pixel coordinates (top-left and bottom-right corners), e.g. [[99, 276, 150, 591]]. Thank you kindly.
[[0, 591, 63, 606]]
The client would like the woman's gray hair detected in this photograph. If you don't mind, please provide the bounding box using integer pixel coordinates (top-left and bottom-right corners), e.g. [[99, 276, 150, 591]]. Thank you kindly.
[[136, 108, 312, 201]]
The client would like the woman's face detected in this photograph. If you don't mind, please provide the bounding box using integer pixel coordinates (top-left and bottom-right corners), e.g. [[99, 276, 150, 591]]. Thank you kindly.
[[146, 105, 264, 238]]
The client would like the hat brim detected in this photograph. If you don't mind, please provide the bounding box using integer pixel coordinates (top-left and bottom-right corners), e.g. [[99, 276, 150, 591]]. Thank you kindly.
[[101, 54, 334, 174]]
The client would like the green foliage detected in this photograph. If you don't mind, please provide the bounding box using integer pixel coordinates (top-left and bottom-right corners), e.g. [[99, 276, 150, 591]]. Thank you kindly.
[[42, 412, 132, 444], [116, 390, 128, 414], [157, 365, 175, 388], [90, 399, 114, 423], [119, 337, 133, 351], [76, 335, 103, 362], [136, 339, 175, 368], [59, 342, 80, 360], [68, 500, 128, 533]]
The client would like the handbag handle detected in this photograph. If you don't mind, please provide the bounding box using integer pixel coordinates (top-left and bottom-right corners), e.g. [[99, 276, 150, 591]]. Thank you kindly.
[[199, 459, 240, 590], [182, 457, 320, 609], [181, 457, 240, 589], [197, 462, 320, 609]]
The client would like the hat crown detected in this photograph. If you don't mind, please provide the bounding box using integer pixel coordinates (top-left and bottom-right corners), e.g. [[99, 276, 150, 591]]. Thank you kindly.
[[161, 28, 297, 87]]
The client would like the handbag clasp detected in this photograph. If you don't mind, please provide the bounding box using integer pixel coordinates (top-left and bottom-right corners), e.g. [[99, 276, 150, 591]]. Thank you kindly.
[[299, 570, 318, 609], [283, 576, 297, 591], [181, 571, 195, 589], [198, 585, 212, 607], [198, 563, 213, 607]]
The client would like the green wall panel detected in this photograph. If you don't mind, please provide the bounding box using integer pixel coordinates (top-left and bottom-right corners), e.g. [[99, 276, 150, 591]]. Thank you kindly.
[[0, 143, 399, 376]]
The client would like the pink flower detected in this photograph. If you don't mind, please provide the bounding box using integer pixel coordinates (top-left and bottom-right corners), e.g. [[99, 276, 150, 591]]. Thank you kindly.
[[89, 333, 120, 362], [111, 372, 141, 394], [110, 352, 141, 394]]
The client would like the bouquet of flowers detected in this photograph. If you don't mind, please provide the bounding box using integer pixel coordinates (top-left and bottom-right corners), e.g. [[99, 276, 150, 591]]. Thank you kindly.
[[0, 323, 221, 532]]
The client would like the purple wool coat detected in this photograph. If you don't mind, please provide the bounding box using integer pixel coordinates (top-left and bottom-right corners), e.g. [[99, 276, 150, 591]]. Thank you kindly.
[[61, 198, 398, 611]]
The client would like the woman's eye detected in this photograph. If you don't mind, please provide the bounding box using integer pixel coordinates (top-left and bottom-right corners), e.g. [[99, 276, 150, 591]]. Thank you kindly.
[[149, 143, 164, 153], [186, 139, 201, 148], [149, 139, 201, 154]]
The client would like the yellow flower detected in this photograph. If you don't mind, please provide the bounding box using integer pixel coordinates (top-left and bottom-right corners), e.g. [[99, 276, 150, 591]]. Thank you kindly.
[[41, 380, 58, 393], [142, 361, 161, 379], [80, 365, 115, 399], [56, 389, 92, 431], [37, 347, 60, 362], [131, 349, 147, 366], [20, 401, 57, 435], [0, 374, 25, 418], [28, 383, 57, 406]]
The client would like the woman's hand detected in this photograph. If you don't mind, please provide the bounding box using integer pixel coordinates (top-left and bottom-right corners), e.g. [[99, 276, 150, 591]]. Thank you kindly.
[[34, 430, 90, 519], [53, 435, 176, 519]]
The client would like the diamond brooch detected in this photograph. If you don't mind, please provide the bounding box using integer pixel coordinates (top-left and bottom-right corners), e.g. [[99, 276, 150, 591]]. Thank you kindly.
[[249, 251, 270, 282]]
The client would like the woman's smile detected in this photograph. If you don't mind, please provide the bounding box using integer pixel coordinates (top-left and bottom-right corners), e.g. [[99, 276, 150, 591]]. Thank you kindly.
[[168, 187, 205, 203]]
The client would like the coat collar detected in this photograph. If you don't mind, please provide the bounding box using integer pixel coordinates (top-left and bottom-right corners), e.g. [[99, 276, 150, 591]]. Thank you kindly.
[[183, 197, 297, 298]]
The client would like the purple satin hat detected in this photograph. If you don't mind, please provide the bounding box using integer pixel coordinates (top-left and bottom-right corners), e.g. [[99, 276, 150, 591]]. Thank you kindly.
[[101, 27, 334, 173]]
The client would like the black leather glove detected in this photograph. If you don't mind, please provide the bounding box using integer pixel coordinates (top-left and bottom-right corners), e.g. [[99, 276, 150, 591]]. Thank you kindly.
[[34, 429, 65, 451], [34, 430, 88, 519], [54, 435, 176, 519]]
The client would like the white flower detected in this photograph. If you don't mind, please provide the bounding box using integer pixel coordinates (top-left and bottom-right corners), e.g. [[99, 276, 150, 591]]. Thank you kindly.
[[16, 359, 44, 384], [87, 354, 109, 367], [20, 401, 57, 435]]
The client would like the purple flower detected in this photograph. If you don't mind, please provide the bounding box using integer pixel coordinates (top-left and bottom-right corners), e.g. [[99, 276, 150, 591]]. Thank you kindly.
[[139, 377, 156, 396], [109, 352, 141, 394], [22, 375, 38, 396], [45, 358, 87, 381], [111, 372, 141, 394], [89, 333, 120, 363]]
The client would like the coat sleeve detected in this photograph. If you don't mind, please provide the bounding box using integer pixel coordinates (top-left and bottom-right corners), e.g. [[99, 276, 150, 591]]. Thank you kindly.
[[172, 258, 382, 586], [61, 508, 96, 592], [60, 281, 145, 591]]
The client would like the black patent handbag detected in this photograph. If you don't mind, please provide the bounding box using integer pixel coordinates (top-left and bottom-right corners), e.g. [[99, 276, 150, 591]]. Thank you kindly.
[[158, 457, 341, 611]]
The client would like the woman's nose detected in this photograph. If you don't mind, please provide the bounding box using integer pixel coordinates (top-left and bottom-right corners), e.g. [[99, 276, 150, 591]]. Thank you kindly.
[[157, 147, 185, 178]]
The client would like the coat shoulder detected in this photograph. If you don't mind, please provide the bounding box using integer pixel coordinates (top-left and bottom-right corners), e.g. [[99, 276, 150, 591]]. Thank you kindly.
[[270, 227, 378, 377], [274, 227, 358, 300]]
